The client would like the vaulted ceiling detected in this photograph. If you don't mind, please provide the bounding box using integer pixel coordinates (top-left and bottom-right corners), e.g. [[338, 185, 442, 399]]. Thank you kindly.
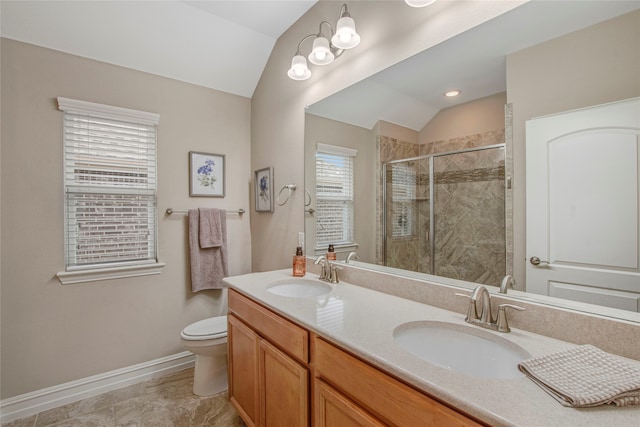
[[0, 0, 317, 98]]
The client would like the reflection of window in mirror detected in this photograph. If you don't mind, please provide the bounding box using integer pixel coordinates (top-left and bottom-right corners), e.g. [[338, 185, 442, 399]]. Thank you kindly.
[[391, 164, 416, 239], [315, 144, 357, 251]]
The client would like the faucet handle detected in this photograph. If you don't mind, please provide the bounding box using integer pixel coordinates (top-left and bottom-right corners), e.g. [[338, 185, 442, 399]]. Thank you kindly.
[[455, 292, 477, 322], [496, 304, 525, 333], [329, 265, 343, 283]]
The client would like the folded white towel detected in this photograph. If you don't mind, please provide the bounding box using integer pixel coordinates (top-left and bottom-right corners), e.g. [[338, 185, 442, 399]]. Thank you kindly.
[[518, 345, 640, 408]]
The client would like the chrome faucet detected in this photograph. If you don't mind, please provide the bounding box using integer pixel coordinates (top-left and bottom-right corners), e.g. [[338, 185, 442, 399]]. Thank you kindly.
[[471, 285, 492, 324], [456, 285, 525, 333], [499, 274, 515, 294], [345, 252, 359, 264], [314, 255, 329, 281]]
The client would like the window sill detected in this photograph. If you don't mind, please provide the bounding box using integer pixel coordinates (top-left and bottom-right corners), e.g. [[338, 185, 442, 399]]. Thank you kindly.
[[56, 262, 166, 285], [313, 243, 359, 256]]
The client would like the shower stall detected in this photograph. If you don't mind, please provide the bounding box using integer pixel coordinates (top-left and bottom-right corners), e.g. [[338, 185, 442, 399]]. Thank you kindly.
[[382, 144, 506, 286]]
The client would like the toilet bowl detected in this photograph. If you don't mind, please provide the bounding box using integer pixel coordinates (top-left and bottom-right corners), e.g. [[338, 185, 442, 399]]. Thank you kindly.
[[181, 315, 228, 396]]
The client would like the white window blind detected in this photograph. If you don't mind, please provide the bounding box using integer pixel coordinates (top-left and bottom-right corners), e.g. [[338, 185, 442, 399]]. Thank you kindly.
[[58, 98, 159, 270], [391, 163, 416, 238], [315, 144, 357, 247]]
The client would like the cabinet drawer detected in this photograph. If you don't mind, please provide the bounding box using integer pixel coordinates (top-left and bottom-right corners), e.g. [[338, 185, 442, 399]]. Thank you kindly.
[[314, 336, 485, 427], [229, 289, 309, 364]]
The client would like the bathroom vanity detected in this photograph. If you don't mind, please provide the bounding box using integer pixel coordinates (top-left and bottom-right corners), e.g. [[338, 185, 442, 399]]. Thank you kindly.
[[224, 270, 640, 426]]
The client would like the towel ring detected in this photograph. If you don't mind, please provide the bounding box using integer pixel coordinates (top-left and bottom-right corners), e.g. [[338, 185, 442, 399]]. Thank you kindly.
[[304, 187, 312, 207], [277, 184, 296, 206]]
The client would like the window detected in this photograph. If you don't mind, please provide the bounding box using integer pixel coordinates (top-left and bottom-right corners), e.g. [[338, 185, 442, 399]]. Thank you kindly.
[[390, 163, 416, 238], [56, 98, 164, 284], [315, 143, 357, 248]]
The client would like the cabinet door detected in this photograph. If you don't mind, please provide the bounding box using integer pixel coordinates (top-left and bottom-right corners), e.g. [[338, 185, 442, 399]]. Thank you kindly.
[[314, 337, 484, 427], [228, 314, 260, 427], [315, 379, 385, 427], [259, 338, 309, 427]]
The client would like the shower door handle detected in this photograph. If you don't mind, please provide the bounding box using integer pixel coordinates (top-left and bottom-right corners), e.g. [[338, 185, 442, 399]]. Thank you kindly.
[[425, 231, 429, 241]]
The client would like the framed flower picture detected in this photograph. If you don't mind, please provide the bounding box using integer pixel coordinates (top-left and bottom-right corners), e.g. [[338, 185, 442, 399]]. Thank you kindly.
[[189, 151, 225, 197], [255, 167, 274, 212]]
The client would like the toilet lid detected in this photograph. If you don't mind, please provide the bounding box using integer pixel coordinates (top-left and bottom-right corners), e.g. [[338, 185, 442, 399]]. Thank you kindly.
[[182, 315, 227, 339]]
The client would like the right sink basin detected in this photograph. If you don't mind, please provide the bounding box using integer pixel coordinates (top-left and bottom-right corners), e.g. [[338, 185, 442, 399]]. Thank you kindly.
[[393, 321, 531, 379]]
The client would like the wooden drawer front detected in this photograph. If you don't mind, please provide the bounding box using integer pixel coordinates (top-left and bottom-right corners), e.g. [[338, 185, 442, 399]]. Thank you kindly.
[[314, 337, 485, 427], [229, 289, 309, 364]]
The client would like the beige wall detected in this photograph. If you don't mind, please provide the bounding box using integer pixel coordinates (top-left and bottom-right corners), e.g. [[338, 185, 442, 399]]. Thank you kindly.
[[250, 0, 523, 271], [507, 9, 640, 287], [0, 39, 252, 398], [419, 92, 507, 143], [304, 114, 375, 263]]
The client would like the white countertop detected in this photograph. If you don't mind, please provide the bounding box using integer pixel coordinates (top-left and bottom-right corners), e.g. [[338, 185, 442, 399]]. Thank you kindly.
[[224, 269, 640, 427]]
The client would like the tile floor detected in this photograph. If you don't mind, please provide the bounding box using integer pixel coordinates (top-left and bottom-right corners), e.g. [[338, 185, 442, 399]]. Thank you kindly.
[[2, 368, 246, 427]]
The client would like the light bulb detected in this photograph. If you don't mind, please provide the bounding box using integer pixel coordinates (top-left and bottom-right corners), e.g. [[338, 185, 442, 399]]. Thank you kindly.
[[309, 36, 334, 65], [288, 55, 311, 80], [331, 16, 360, 49]]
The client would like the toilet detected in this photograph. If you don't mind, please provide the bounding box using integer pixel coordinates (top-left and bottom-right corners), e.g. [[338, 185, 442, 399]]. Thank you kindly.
[[180, 315, 228, 396]]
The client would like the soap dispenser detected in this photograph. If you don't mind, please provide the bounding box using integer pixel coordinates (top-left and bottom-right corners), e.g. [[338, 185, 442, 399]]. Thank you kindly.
[[293, 247, 306, 277], [326, 244, 337, 261]]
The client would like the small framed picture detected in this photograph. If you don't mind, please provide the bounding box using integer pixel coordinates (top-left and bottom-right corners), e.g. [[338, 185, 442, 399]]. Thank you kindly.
[[255, 167, 274, 212], [189, 151, 225, 197]]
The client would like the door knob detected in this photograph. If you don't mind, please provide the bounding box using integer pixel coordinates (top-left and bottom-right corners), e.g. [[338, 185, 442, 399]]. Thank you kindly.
[[530, 256, 550, 266]]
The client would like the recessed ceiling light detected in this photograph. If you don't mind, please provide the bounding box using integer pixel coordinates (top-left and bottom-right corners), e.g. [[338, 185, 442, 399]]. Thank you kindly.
[[444, 90, 461, 97]]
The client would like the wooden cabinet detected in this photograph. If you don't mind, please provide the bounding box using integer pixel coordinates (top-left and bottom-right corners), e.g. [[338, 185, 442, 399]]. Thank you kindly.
[[228, 288, 485, 427], [259, 339, 308, 426], [228, 315, 259, 426], [313, 335, 485, 427], [228, 289, 309, 427], [315, 379, 385, 427]]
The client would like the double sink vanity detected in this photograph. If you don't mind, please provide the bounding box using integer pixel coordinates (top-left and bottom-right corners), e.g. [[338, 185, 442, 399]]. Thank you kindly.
[[223, 269, 640, 426]]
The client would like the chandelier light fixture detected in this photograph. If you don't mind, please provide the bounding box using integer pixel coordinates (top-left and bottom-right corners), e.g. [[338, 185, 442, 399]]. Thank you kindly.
[[288, 3, 360, 81]]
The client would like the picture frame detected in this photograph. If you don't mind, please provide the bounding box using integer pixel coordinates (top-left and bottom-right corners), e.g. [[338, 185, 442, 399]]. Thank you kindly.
[[255, 167, 274, 212], [189, 151, 225, 197]]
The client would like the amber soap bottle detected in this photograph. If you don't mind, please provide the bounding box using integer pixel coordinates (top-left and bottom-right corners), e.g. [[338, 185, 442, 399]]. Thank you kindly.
[[326, 244, 337, 261], [293, 246, 306, 277]]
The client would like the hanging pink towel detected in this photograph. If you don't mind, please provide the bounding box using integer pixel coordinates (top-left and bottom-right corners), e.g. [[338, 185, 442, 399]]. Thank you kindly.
[[188, 208, 228, 292]]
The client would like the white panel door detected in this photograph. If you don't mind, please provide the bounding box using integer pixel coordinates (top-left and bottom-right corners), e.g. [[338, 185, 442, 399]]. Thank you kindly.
[[526, 98, 640, 311]]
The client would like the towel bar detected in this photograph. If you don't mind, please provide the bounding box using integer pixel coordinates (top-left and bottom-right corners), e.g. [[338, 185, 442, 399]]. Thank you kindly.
[[165, 208, 245, 215]]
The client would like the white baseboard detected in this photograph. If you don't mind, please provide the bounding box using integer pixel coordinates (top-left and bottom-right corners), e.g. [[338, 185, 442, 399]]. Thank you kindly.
[[0, 351, 195, 424]]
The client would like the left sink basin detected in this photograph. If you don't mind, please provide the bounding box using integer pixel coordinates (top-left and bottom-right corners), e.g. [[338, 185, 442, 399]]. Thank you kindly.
[[266, 279, 332, 298]]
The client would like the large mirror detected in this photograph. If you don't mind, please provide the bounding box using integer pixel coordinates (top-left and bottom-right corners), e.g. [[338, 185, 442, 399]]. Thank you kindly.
[[304, 1, 640, 322]]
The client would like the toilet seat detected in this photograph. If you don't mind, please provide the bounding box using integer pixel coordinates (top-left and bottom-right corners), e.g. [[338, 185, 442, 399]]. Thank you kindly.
[[181, 315, 228, 340]]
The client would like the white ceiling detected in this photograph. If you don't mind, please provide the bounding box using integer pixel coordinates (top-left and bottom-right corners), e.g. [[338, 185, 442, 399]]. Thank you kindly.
[[2, 0, 638, 123], [307, 0, 640, 131], [0, 0, 317, 98]]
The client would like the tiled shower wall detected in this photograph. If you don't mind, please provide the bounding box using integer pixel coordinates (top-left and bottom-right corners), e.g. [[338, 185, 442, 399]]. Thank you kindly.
[[377, 129, 508, 287]]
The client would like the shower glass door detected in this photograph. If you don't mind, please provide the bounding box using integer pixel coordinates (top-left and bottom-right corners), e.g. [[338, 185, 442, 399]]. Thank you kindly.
[[431, 145, 506, 285]]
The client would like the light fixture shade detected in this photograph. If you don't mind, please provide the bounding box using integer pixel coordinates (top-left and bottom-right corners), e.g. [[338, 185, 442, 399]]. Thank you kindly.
[[405, 0, 436, 7], [331, 16, 360, 49], [287, 55, 311, 80], [308, 36, 334, 65]]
